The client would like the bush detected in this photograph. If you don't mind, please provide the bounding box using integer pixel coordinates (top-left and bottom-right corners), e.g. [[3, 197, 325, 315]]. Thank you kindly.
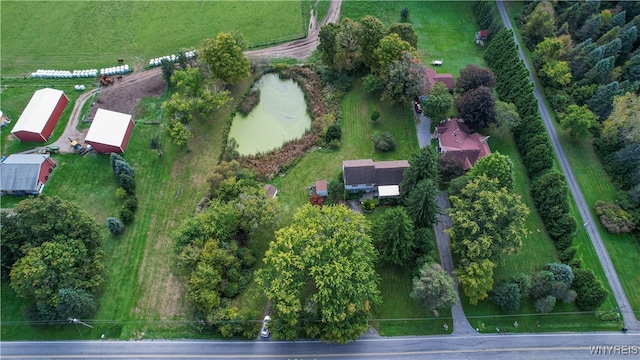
[[559, 247, 577, 263], [448, 175, 471, 196], [325, 124, 342, 143], [372, 131, 397, 152], [438, 153, 465, 183], [572, 268, 607, 311], [529, 270, 554, 299], [546, 262, 574, 288], [362, 199, 376, 212], [309, 194, 324, 207], [114, 160, 135, 178], [237, 89, 260, 116], [535, 295, 557, 313], [110, 153, 125, 173], [370, 110, 381, 123], [119, 174, 136, 195], [511, 272, 531, 297], [124, 196, 138, 213], [115, 187, 127, 201], [490, 281, 522, 313], [119, 207, 134, 225], [400, 7, 410, 22], [107, 217, 125, 236], [594, 200, 636, 233], [150, 136, 161, 150], [562, 289, 577, 304]]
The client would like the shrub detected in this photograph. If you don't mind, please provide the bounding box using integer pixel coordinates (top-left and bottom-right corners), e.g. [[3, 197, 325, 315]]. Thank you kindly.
[[124, 196, 138, 213], [448, 175, 471, 196], [511, 272, 531, 297], [438, 153, 465, 183], [150, 136, 161, 150], [325, 124, 341, 143], [119, 174, 136, 195], [115, 187, 127, 201], [362, 199, 376, 212], [110, 153, 125, 173], [529, 270, 554, 299], [535, 295, 556, 313], [309, 194, 324, 207], [572, 268, 607, 311], [562, 289, 577, 304], [114, 160, 135, 178], [119, 207, 134, 225], [559, 247, 577, 263], [370, 110, 381, 123], [594, 200, 636, 233], [107, 217, 125, 236], [372, 131, 397, 152], [400, 7, 410, 22], [546, 262, 574, 288], [490, 282, 522, 313]]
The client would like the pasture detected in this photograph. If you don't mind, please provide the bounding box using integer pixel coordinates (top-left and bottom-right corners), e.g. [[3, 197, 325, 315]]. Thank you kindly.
[[0, 1, 305, 76]]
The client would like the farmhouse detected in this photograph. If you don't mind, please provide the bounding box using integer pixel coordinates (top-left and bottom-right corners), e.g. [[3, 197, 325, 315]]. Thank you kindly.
[[0, 154, 56, 195], [434, 118, 491, 170], [342, 159, 409, 195], [11, 88, 68, 142], [85, 109, 134, 153]]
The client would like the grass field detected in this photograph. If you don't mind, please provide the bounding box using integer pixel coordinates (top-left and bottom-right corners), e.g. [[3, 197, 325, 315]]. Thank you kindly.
[[341, 1, 486, 76], [1, 1, 305, 76]]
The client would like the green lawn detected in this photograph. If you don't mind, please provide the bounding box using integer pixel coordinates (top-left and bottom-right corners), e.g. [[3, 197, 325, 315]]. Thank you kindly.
[[341, 1, 486, 75], [459, 129, 621, 332], [1, 1, 304, 76]]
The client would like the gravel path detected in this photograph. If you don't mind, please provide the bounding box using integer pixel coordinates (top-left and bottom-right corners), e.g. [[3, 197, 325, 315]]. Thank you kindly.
[[497, 0, 638, 331]]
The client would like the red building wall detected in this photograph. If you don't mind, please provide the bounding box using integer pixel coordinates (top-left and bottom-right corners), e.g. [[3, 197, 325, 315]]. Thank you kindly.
[[40, 94, 69, 141], [86, 118, 134, 153], [37, 157, 57, 185]]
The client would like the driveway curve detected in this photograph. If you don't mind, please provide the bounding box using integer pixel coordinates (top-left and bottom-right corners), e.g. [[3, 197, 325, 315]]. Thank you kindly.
[[497, 0, 638, 331]]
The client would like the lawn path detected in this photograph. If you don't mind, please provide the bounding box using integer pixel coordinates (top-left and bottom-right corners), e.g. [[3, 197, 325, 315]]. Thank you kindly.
[[434, 191, 477, 335], [497, 0, 639, 331]]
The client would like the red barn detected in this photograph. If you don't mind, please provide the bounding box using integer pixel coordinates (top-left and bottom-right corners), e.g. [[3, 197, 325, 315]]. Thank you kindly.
[[0, 154, 56, 195], [11, 88, 68, 142], [85, 109, 134, 153]]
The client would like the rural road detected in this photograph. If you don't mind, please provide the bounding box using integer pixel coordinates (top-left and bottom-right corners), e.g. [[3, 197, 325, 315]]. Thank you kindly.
[[1, 332, 638, 359], [497, 0, 639, 331]]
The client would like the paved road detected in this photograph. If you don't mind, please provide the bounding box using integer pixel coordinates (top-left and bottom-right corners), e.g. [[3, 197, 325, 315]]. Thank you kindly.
[[496, 1, 639, 331], [1, 332, 638, 359]]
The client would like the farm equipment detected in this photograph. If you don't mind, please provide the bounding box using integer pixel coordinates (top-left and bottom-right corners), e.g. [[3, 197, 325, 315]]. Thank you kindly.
[[69, 138, 90, 156], [38, 146, 60, 154], [100, 75, 114, 86]]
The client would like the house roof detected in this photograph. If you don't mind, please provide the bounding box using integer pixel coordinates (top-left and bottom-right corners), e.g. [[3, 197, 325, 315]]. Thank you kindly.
[[0, 154, 50, 191], [374, 160, 409, 186], [343, 159, 375, 185], [343, 159, 409, 186], [315, 180, 327, 192], [85, 109, 133, 147], [436, 119, 491, 170], [12, 88, 66, 134], [426, 68, 455, 91]]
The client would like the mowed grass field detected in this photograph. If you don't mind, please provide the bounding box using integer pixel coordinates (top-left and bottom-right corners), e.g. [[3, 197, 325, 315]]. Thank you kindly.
[[341, 1, 486, 76], [1, 1, 305, 76]]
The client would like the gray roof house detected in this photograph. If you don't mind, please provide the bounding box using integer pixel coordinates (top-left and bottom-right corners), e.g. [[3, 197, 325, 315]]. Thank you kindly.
[[0, 154, 56, 195], [342, 159, 409, 195]]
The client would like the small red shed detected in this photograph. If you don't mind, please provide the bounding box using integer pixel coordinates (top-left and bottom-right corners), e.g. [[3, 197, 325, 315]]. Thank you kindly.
[[85, 109, 134, 153], [11, 88, 68, 142]]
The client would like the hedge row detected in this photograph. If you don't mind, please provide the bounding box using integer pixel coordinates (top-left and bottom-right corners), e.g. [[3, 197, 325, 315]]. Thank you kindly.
[[485, 28, 577, 251]]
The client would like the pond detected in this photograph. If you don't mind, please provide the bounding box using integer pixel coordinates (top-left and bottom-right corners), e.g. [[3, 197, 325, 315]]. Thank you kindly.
[[229, 73, 311, 156]]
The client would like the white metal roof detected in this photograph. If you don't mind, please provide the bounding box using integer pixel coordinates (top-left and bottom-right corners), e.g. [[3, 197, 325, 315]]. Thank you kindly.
[[11, 88, 66, 134], [85, 109, 133, 147], [378, 185, 400, 198]]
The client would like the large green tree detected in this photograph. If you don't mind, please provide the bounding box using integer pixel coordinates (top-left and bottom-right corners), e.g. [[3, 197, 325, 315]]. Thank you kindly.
[[359, 15, 388, 70], [467, 152, 515, 191], [318, 23, 340, 67], [521, 1, 557, 48], [400, 145, 439, 199], [601, 93, 640, 148], [256, 205, 381, 343], [455, 86, 496, 128], [389, 22, 418, 49], [410, 263, 458, 311], [455, 259, 496, 305], [448, 175, 530, 263], [380, 52, 428, 105], [334, 18, 364, 73], [201, 32, 250, 85], [560, 104, 598, 139], [423, 82, 453, 121], [372, 207, 415, 265], [405, 179, 440, 228], [374, 33, 414, 74], [456, 65, 496, 93]]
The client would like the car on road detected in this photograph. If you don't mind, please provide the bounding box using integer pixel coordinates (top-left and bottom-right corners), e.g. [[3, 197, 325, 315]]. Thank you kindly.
[[260, 315, 271, 338]]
